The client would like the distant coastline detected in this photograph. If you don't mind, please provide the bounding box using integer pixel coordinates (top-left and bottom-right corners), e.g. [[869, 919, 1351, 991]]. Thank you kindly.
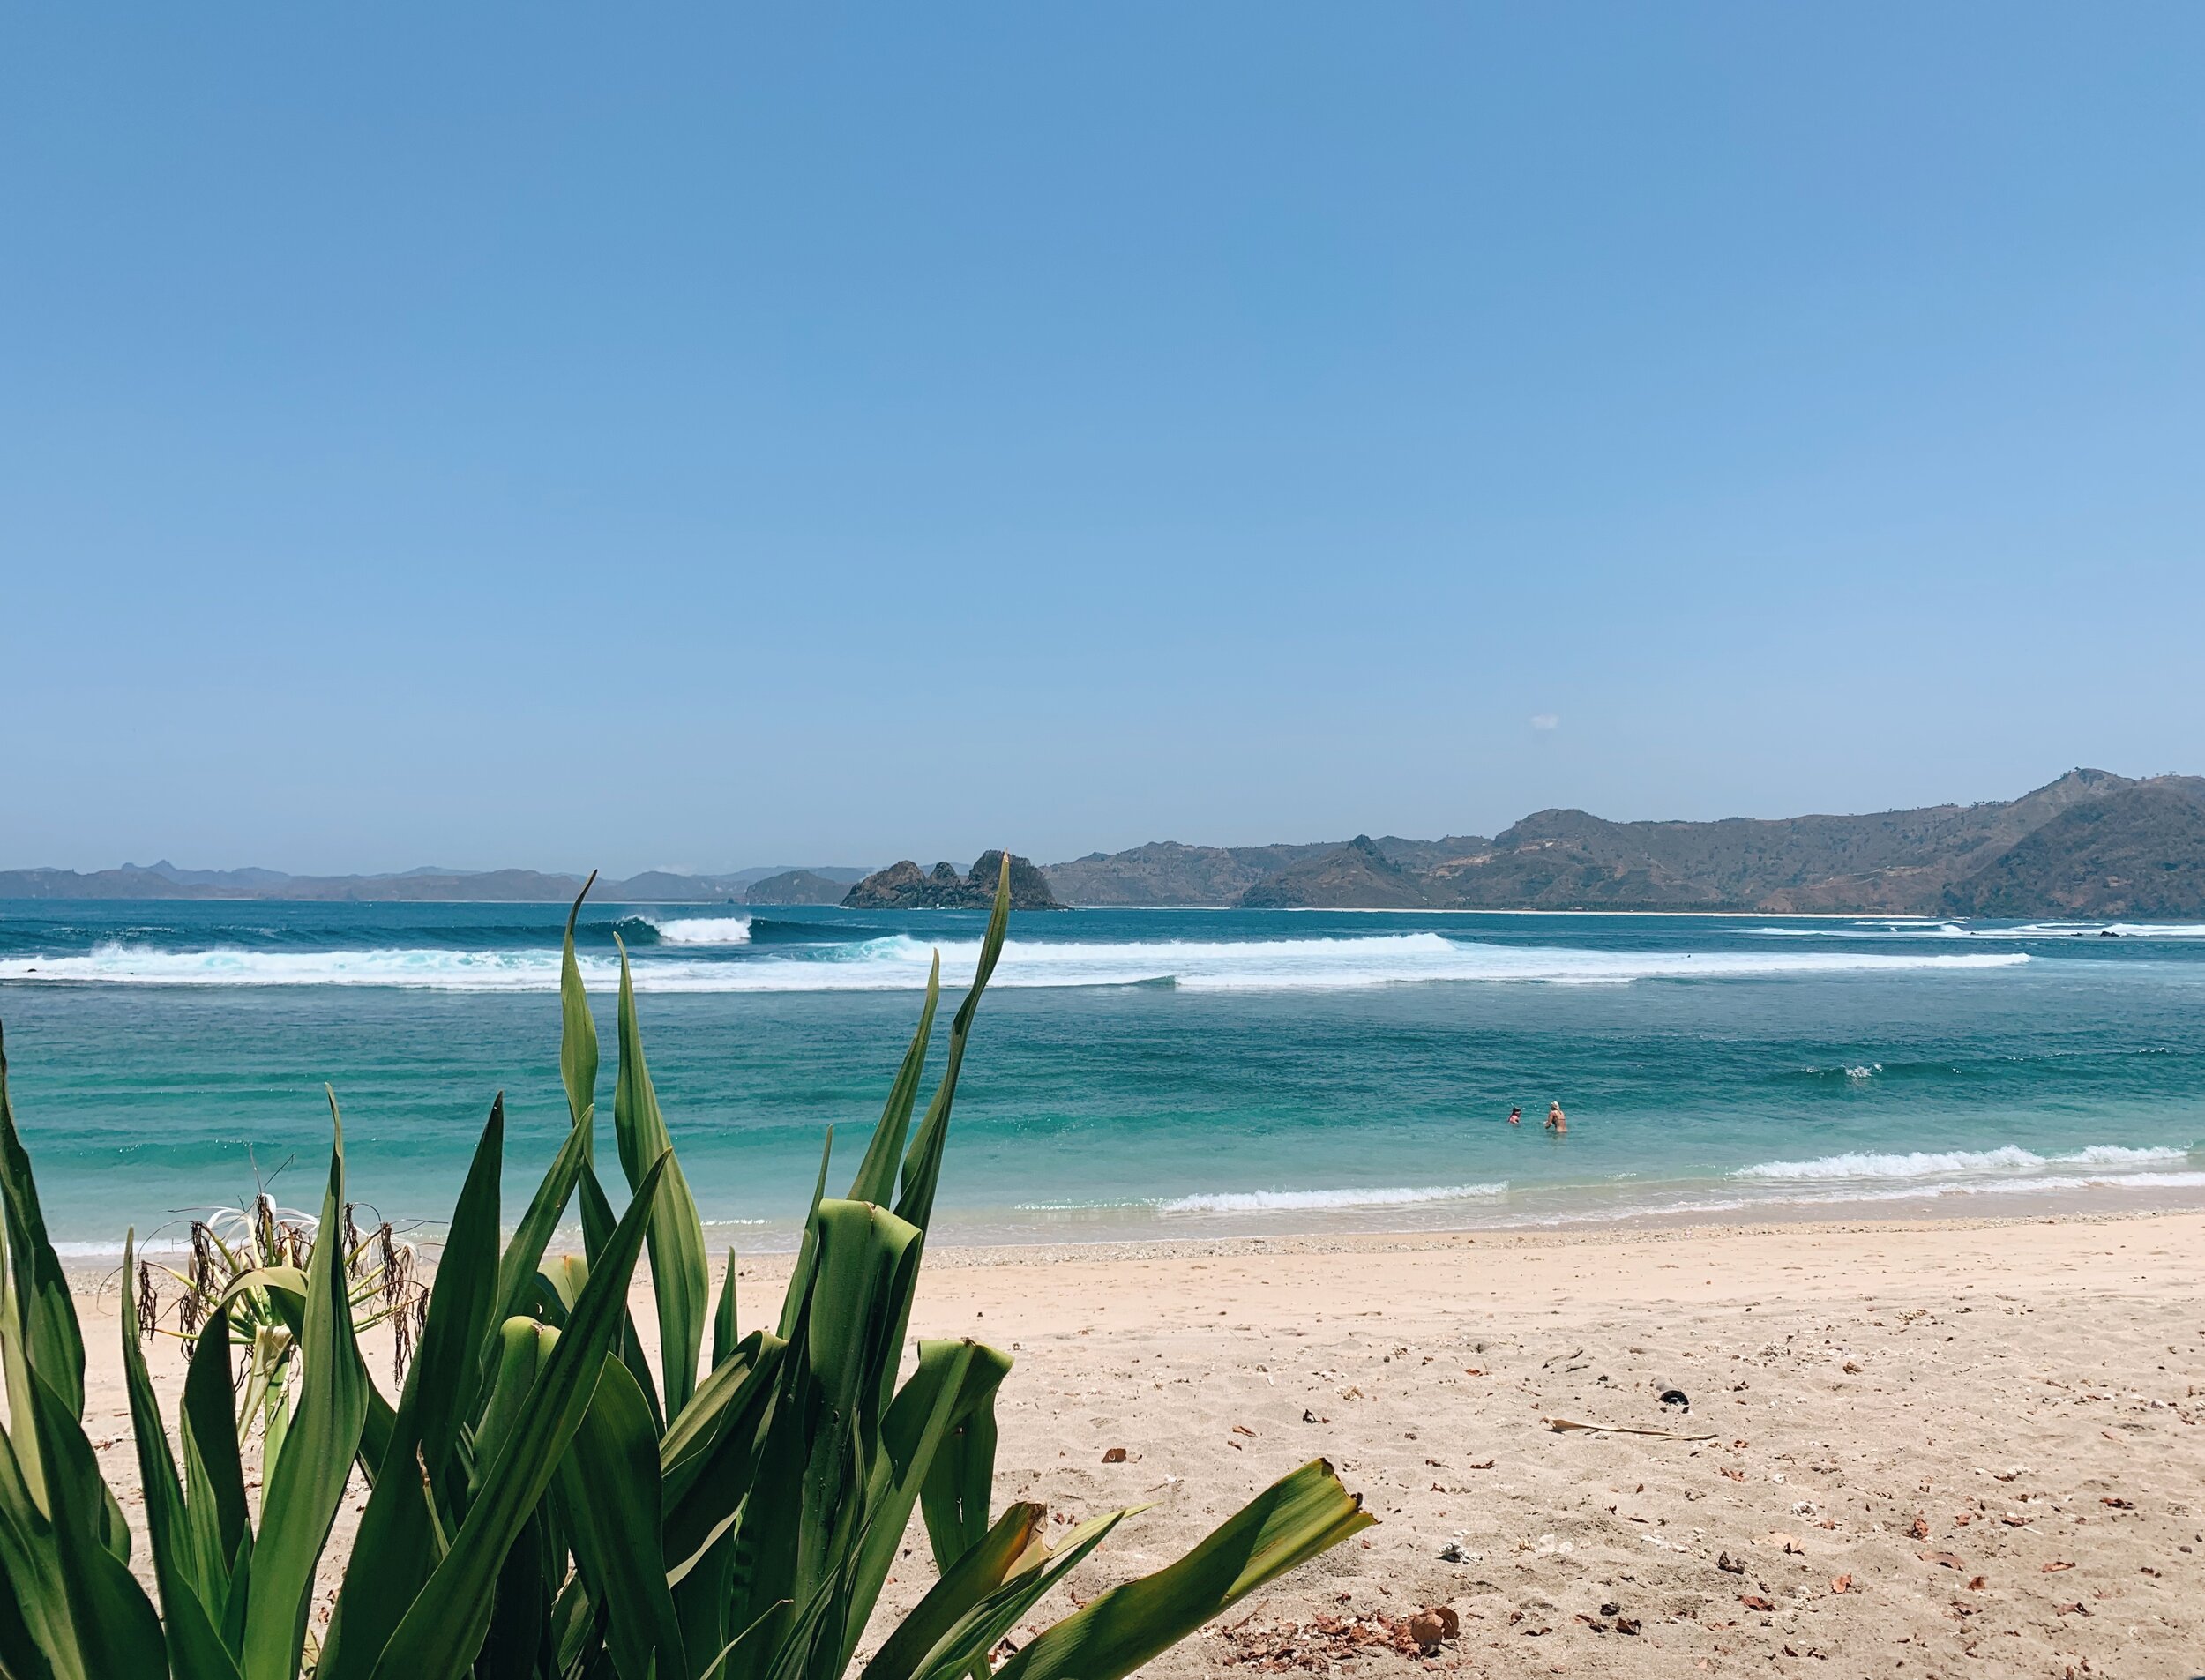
[[9, 766, 2204, 918]]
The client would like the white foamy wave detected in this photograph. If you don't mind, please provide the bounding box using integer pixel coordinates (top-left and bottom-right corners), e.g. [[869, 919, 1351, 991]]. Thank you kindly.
[[2057, 1144, 2194, 1166], [1737, 1143, 2192, 1183], [1155, 1183, 1509, 1215], [1738, 1146, 2045, 1181], [0, 932, 2031, 994], [645, 915, 753, 946], [1746, 919, 2205, 941]]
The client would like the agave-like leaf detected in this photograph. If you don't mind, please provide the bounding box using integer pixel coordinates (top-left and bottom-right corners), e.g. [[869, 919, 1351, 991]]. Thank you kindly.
[[774, 1127, 833, 1340], [660, 1328, 786, 1574], [557, 1355, 686, 1680], [559, 874, 601, 1147], [121, 1234, 240, 1680], [0, 1023, 87, 1500], [319, 1096, 508, 1680], [721, 1198, 918, 1680], [859, 1502, 1046, 1680], [838, 1338, 1011, 1670], [367, 1150, 671, 1680], [893, 860, 1012, 1236], [490, 1109, 592, 1349], [177, 1310, 246, 1617], [613, 937, 710, 1417], [579, 1158, 666, 1435], [21, 1356, 169, 1677], [901, 1509, 1129, 1680], [993, 1460, 1374, 1680], [915, 1343, 1006, 1573], [711, 1248, 740, 1370], [843, 954, 940, 1208], [241, 1090, 370, 1680]]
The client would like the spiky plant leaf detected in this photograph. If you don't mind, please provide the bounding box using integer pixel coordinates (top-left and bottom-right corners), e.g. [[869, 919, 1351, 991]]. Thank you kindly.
[[241, 1090, 370, 1680], [366, 1150, 670, 1680], [121, 1234, 240, 1680], [993, 1460, 1374, 1680], [843, 954, 939, 1208], [613, 937, 710, 1417], [711, 1249, 739, 1370], [319, 1095, 508, 1680], [894, 860, 1012, 1235], [559, 874, 601, 1146], [859, 1502, 1046, 1680], [558, 1355, 686, 1680]]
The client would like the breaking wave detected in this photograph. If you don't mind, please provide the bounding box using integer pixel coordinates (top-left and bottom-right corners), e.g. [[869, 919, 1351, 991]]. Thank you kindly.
[[0, 931, 2032, 994], [1735, 1144, 2193, 1183], [1154, 1182, 1510, 1215], [639, 915, 754, 946], [1746, 920, 2205, 941]]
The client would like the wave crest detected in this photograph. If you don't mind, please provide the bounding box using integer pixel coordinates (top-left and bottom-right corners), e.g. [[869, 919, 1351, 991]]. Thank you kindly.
[[0, 931, 2031, 994], [1736, 1144, 2192, 1182]]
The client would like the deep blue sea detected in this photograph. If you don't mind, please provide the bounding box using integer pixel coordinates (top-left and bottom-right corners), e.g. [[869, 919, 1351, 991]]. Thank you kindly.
[[3, 900, 2202, 1255]]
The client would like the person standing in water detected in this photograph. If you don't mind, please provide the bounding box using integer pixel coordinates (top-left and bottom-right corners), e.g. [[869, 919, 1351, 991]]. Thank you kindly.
[[1545, 1101, 1567, 1134], [1507, 1106, 1522, 1125]]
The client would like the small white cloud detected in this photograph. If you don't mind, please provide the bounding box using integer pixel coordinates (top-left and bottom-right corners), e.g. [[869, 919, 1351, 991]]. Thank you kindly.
[[1529, 713, 1560, 731]]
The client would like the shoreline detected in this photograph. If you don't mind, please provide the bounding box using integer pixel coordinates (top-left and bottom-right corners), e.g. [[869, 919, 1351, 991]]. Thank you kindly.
[[55, 1176, 2205, 1274]]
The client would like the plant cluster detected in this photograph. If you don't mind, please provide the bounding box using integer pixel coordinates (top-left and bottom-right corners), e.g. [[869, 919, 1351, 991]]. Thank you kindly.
[[0, 862, 1370, 1679]]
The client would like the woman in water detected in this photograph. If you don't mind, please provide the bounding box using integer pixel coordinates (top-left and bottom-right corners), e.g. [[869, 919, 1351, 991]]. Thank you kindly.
[[1544, 1101, 1567, 1134], [1507, 1106, 1522, 1125]]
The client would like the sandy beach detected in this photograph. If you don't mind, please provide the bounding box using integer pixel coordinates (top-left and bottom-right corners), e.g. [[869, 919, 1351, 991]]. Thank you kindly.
[[71, 1208, 2205, 1677]]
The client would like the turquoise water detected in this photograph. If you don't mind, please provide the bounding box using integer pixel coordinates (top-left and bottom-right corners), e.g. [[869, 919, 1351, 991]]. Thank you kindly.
[[3, 900, 2202, 1252]]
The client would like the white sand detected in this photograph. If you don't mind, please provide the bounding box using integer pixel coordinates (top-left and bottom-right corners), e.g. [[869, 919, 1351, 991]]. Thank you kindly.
[[67, 1209, 2205, 1676]]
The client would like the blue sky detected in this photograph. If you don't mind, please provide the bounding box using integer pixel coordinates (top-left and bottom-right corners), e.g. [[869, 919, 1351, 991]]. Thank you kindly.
[[5, 6, 2201, 875]]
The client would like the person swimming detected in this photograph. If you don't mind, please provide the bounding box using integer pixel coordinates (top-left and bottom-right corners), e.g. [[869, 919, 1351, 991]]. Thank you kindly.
[[1507, 1106, 1522, 1125], [1545, 1101, 1567, 1134]]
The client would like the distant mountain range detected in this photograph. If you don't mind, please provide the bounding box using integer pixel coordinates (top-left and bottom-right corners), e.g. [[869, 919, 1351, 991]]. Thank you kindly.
[[9, 769, 2202, 917], [0, 859, 870, 903], [1043, 770, 2205, 917]]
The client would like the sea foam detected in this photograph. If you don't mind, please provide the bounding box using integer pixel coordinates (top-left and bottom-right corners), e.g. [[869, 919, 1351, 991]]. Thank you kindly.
[[0, 931, 2031, 994], [643, 915, 754, 946], [1154, 1182, 1510, 1215], [1735, 1144, 2192, 1182]]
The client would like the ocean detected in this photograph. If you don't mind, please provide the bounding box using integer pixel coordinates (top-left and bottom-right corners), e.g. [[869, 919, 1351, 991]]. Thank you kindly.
[[3, 900, 2201, 1256]]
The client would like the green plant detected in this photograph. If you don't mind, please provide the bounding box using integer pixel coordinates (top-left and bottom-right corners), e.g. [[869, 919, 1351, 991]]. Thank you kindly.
[[0, 860, 1372, 1680]]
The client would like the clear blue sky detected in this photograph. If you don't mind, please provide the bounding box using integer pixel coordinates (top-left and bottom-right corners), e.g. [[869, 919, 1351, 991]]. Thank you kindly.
[[5, 6, 2201, 876]]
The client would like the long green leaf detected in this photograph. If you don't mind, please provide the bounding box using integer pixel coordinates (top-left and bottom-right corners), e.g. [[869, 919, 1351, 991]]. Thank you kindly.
[[560, 873, 601, 1148], [844, 954, 939, 1207], [711, 1248, 739, 1370], [613, 937, 709, 1417], [915, 1343, 1006, 1572], [0, 1418, 74, 1678], [893, 859, 1013, 1234], [579, 1159, 665, 1434], [0, 1021, 88, 1504], [774, 1128, 833, 1340], [178, 1304, 246, 1611], [557, 1356, 686, 1680], [490, 1106, 592, 1359], [319, 1096, 508, 1680], [660, 1330, 786, 1573], [367, 1150, 670, 1680], [121, 1234, 241, 1680], [25, 1359, 169, 1678], [993, 1460, 1374, 1680], [411, 1094, 507, 1482], [903, 1510, 1128, 1680], [840, 1338, 1012, 1670], [242, 1090, 370, 1680], [859, 1503, 1045, 1680]]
